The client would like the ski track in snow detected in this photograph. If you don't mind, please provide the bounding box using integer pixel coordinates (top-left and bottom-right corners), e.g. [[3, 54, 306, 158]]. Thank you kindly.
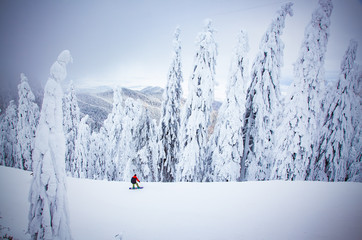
[[0, 166, 361, 240]]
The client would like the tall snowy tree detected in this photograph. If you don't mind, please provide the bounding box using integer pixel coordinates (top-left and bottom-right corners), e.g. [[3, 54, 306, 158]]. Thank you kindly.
[[157, 27, 183, 182], [89, 127, 107, 180], [177, 19, 217, 182], [28, 50, 73, 240], [103, 87, 124, 181], [132, 109, 157, 182], [0, 100, 17, 167], [271, 0, 333, 180], [74, 115, 91, 178], [312, 40, 360, 181], [63, 82, 80, 177], [16, 73, 40, 170], [243, 3, 293, 181], [207, 30, 249, 182], [120, 99, 156, 181]]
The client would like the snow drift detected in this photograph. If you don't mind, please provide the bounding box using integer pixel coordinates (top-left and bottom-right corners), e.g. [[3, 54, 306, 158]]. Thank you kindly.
[[1, 166, 361, 240]]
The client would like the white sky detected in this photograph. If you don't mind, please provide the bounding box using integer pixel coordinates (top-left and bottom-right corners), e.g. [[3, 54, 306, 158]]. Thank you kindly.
[[0, 0, 361, 101]]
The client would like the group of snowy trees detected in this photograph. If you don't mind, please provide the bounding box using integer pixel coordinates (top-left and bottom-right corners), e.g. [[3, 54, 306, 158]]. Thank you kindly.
[[0, 74, 39, 171], [175, 0, 360, 182], [1, 0, 361, 186]]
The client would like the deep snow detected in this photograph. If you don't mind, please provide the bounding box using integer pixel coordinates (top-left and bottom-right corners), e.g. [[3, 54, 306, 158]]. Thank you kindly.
[[0, 166, 361, 240]]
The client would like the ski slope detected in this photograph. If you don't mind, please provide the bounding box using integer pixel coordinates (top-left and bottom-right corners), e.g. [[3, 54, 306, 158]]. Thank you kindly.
[[0, 166, 361, 240]]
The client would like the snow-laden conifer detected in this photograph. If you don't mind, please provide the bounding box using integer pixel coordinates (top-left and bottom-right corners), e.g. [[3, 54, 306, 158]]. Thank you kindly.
[[312, 40, 360, 181], [207, 30, 249, 181], [271, 0, 333, 180], [119, 98, 139, 181], [103, 87, 123, 181], [16, 73, 40, 170], [63, 82, 80, 177], [120, 99, 156, 181], [28, 50, 73, 240], [157, 27, 183, 182], [89, 127, 107, 180], [133, 110, 157, 182], [74, 115, 91, 178], [177, 19, 217, 182], [243, 3, 293, 181], [0, 100, 17, 167]]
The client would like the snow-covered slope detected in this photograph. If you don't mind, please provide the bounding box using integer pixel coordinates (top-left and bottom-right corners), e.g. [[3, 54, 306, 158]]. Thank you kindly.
[[1, 166, 361, 240]]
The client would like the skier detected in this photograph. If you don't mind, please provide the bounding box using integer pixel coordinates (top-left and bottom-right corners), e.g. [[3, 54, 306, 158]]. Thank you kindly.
[[131, 174, 141, 189]]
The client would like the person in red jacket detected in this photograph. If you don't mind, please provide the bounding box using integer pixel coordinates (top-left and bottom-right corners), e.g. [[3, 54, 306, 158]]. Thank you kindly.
[[131, 174, 141, 189]]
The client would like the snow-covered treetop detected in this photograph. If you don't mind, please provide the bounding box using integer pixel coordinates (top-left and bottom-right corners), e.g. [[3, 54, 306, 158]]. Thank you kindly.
[[294, 0, 333, 81], [316, 0, 333, 18], [113, 87, 123, 112], [260, 2, 293, 50], [20, 73, 27, 83], [187, 18, 218, 106], [340, 39, 358, 80], [173, 26, 181, 53], [234, 30, 249, 59], [50, 50, 73, 83], [249, 2, 293, 111], [291, 0, 333, 115], [227, 30, 249, 94], [261, 1, 293, 56], [18, 73, 36, 102], [195, 19, 218, 75]]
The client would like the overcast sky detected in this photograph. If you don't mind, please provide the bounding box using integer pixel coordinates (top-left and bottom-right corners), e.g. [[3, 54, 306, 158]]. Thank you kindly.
[[0, 0, 361, 101]]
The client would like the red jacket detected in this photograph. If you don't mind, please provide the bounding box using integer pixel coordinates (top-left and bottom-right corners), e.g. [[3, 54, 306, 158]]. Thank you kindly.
[[132, 175, 140, 183]]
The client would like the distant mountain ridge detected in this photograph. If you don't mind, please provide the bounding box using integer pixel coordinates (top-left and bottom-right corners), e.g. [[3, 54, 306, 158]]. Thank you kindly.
[[76, 86, 165, 130], [75, 85, 222, 132]]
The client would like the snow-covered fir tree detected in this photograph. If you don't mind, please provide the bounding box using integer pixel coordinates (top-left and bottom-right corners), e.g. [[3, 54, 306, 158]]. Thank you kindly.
[[271, 0, 333, 180], [28, 50, 73, 240], [103, 87, 124, 181], [312, 40, 360, 181], [177, 19, 217, 182], [157, 27, 183, 182], [0, 100, 18, 167], [89, 127, 107, 180], [63, 82, 80, 177], [207, 30, 249, 182], [118, 98, 138, 181], [243, 3, 293, 181], [16, 73, 40, 170], [121, 99, 156, 181], [132, 110, 157, 182], [74, 115, 91, 178]]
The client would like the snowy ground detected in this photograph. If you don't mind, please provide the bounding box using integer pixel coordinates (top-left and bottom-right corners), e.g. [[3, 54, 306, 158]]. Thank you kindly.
[[1, 166, 361, 240]]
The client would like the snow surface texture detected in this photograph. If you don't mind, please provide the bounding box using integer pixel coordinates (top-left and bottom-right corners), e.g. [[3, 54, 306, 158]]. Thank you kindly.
[[1, 166, 361, 240]]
